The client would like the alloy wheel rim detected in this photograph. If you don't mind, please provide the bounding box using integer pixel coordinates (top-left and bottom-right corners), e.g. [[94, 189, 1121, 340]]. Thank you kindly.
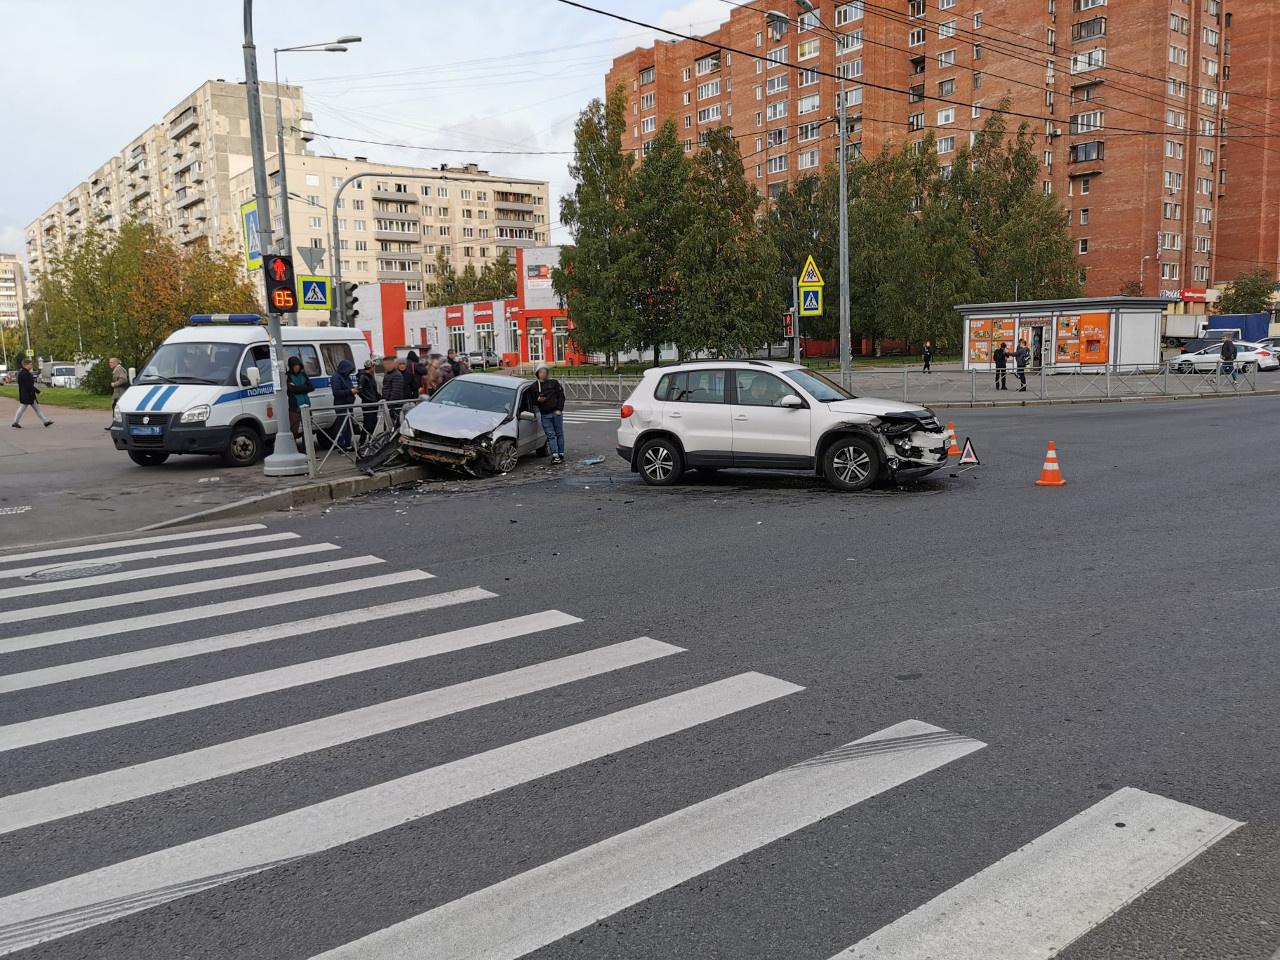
[[833, 446, 870, 484], [644, 446, 672, 479], [497, 444, 518, 472]]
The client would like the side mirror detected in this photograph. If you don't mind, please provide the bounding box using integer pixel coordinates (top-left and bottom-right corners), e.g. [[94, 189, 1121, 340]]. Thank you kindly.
[[518, 410, 536, 422], [779, 394, 804, 408], [244, 367, 261, 387]]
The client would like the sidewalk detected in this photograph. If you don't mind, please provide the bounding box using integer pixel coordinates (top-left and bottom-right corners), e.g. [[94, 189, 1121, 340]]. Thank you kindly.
[[0, 398, 420, 549]]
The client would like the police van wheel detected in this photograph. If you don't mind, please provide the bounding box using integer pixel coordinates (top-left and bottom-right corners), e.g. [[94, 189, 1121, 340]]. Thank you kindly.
[[128, 451, 169, 467], [224, 426, 264, 468]]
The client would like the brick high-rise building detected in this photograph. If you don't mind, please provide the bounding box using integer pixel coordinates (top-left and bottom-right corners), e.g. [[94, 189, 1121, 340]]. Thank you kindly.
[[607, 0, 1264, 299]]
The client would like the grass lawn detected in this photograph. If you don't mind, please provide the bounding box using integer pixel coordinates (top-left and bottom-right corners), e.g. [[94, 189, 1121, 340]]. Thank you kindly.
[[0, 386, 112, 410]]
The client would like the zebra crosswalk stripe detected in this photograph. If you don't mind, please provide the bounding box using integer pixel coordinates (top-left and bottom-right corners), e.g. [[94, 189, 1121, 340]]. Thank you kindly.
[[0, 672, 799, 957], [0, 587, 495, 694], [0, 532, 296, 581], [0, 569, 435, 654], [0, 610, 581, 751], [0, 637, 684, 834], [0, 524, 267, 567], [310, 720, 985, 960], [832, 787, 1242, 959]]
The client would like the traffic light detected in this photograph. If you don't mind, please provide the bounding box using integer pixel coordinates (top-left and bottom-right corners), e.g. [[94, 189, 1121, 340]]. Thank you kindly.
[[339, 282, 360, 326], [263, 254, 298, 313], [783, 310, 795, 338]]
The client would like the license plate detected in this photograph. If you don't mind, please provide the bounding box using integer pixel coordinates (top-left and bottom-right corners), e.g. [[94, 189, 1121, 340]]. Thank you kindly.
[[129, 426, 163, 436]]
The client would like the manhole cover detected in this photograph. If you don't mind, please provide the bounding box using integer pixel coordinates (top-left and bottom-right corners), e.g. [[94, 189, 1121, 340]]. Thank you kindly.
[[24, 561, 121, 582]]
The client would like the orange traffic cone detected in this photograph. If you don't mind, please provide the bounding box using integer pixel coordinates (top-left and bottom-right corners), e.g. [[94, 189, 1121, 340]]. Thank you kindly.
[[1035, 442, 1067, 486], [946, 422, 961, 456]]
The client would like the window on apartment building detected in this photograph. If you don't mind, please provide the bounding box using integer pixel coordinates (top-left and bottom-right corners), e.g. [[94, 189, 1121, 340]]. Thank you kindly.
[[938, 49, 956, 67], [974, 11, 983, 28], [304, 174, 320, 187], [1079, 208, 1089, 225], [438, 187, 449, 198], [835, 2, 864, 25], [1201, 87, 1219, 107], [1167, 77, 1186, 97], [331, 176, 344, 188], [439, 226, 451, 237], [1194, 265, 1209, 282], [838, 59, 863, 79], [339, 239, 349, 251], [766, 100, 788, 120], [1073, 17, 1106, 41], [798, 38, 820, 60], [641, 92, 656, 111], [1197, 236, 1211, 254], [843, 29, 864, 50], [798, 68, 819, 87], [756, 164, 764, 179], [1165, 109, 1186, 129], [798, 121, 821, 141], [1165, 170, 1184, 190], [796, 94, 819, 115], [640, 66, 655, 85], [696, 52, 720, 75], [937, 107, 956, 125], [354, 219, 366, 230], [937, 136, 956, 153], [972, 101, 983, 118], [683, 66, 692, 82], [1168, 45, 1187, 65], [1044, 149, 1054, 167], [766, 74, 788, 95], [767, 128, 788, 147], [698, 104, 723, 123], [974, 42, 983, 59], [1075, 0, 1105, 10], [641, 116, 657, 133], [697, 79, 721, 99], [909, 112, 925, 131], [909, 27, 926, 46], [767, 155, 788, 175], [1203, 26, 1219, 47], [939, 78, 956, 96], [939, 0, 956, 8], [798, 149, 820, 170], [909, 84, 925, 104], [305, 215, 321, 230], [1070, 141, 1103, 162], [939, 19, 957, 38], [756, 111, 763, 126], [1164, 201, 1182, 219], [1070, 110, 1103, 133], [355, 240, 367, 251], [1197, 176, 1214, 194], [842, 86, 864, 109], [335, 198, 346, 211], [1080, 177, 1091, 195], [1071, 48, 1105, 72], [1165, 139, 1184, 159], [766, 47, 788, 66], [1079, 239, 1089, 254], [908, 0, 925, 15], [974, 71, 983, 89]]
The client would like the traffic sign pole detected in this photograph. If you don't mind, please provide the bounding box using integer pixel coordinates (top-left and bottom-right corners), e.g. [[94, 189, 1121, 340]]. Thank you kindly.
[[792, 276, 800, 364]]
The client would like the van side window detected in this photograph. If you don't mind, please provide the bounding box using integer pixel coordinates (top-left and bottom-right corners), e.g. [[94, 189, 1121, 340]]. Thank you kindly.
[[292, 344, 322, 377], [657, 370, 726, 403], [238, 346, 272, 386], [320, 342, 354, 374]]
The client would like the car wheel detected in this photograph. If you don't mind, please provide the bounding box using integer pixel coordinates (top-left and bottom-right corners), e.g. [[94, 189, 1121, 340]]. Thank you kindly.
[[639, 437, 684, 486], [1177, 363, 1195, 374], [486, 438, 519, 474], [128, 451, 170, 467], [822, 436, 880, 491], [1244, 362, 1258, 373], [223, 426, 264, 468]]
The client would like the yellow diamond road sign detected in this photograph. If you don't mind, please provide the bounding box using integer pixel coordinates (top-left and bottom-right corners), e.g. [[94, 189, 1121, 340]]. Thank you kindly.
[[799, 255, 824, 287]]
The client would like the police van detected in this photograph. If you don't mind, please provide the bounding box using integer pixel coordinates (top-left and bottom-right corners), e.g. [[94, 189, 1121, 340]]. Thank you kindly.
[[110, 314, 371, 467]]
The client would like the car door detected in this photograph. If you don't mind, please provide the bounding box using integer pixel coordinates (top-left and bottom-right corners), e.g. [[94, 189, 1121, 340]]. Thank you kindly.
[[515, 384, 545, 454], [659, 369, 731, 467], [729, 370, 813, 468]]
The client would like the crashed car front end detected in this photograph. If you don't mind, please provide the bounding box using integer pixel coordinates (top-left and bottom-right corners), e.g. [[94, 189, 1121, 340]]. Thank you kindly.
[[398, 420, 497, 470], [869, 410, 948, 479], [397, 402, 512, 475]]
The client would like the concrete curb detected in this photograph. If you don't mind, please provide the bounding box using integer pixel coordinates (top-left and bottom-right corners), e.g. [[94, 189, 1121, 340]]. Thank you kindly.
[[141, 465, 430, 531], [928, 388, 1280, 410]]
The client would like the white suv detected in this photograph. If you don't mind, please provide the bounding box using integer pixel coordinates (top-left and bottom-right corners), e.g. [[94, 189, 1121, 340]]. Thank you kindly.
[[616, 360, 947, 490]]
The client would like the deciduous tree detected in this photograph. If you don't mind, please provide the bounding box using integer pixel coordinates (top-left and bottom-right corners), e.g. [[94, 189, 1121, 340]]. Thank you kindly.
[[1215, 267, 1276, 315]]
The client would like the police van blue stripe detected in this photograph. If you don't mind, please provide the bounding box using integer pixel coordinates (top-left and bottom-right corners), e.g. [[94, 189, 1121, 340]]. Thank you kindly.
[[152, 386, 179, 410], [137, 386, 163, 411], [214, 385, 277, 406]]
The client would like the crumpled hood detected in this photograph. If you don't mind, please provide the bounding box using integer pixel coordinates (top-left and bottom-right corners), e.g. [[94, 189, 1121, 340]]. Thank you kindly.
[[826, 397, 933, 419], [404, 402, 507, 439]]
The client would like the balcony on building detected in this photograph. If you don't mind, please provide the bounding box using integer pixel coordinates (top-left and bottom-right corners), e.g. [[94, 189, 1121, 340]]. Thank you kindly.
[[372, 188, 420, 203], [125, 146, 147, 172], [168, 106, 199, 139], [376, 260, 423, 281], [374, 228, 421, 243], [175, 186, 204, 209], [495, 235, 536, 249], [63, 196, 81, 215], [129, 180, 151, 201]]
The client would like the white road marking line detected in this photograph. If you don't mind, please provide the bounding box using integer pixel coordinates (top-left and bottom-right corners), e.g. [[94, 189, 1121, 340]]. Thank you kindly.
[[0, 569, 433, 654], [0, 524, 267, 567], [0, 671, 795, 956], [0, 637, 683, 834], [0, 507, 32, 516], [0, 610, 580, 751], [0, 543, 337, 601], [0, 587, 493, 693], [312, 719, 985, 960], [0, 533, 297, 581], [0, 556, 383, 631], [832, 787, 1242, 960]]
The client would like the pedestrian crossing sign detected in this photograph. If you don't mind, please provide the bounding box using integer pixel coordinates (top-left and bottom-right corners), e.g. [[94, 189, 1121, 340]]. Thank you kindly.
[[799, 255, 824, 287], [298, 277, 331, 310], [800, 287, 822, 316]]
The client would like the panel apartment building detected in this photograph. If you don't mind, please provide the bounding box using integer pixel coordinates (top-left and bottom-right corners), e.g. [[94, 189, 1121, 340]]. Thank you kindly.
[[606, 0, 1265, 299], [0, 254, 26, 330], [25, 80, 551, 319]]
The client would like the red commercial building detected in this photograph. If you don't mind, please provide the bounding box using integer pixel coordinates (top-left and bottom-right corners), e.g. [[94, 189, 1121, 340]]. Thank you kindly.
[[606, 0, 1272, 300]]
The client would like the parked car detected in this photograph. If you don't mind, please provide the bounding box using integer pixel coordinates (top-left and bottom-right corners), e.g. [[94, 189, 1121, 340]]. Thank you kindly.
[[399, 373, 547, 475], [466, 350, 503, 370], [616, 360, 947, 491], [1169, 341, 1279, 372]]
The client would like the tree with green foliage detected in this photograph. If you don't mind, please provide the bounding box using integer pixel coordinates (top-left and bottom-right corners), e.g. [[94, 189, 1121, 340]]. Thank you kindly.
[[553, 84, 635, 367], [1214, 267, 1276, 315], [764, 171, 839, 341], [33, 219, 260, 392], [673, 127, 784, 355], [620, 117, 692, 365]]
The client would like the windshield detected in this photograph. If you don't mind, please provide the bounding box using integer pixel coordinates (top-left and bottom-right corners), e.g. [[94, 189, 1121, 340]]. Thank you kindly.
[[781, 368, 856, 402], [52, 366, 76, 377], [136, 342, 241, 385], [430, 378, 515, 415]]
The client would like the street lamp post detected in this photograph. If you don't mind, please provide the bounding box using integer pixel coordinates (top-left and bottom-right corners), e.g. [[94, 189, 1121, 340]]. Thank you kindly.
[[273, 36, 361, 293], [769, 2, 851, 377], [1139, 255, 1152, 294]]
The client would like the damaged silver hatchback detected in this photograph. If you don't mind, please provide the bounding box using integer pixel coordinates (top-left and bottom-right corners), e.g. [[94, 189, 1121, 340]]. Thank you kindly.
[[398, 373, 548, 475]]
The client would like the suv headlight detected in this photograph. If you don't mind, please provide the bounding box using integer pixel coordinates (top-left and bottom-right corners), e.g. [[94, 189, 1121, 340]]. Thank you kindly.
[[399, 417, 414, 437], [112, 407, 123, 424], [180, 405, 211, 424]]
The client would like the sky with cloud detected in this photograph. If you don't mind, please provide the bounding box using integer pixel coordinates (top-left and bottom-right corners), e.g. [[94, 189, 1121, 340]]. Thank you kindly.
[[0, 0, 739, 264]]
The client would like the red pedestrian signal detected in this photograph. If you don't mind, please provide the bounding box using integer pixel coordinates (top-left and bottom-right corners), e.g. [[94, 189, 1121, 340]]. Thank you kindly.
[[263, 254, 298, 314]]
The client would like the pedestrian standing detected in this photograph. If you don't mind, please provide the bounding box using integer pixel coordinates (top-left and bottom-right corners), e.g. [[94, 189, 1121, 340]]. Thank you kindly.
[[993, 342, 1009, 391], [922, 340, 933, 374], [381, 355, 406, 424], [10, 358, 53, 429], [446, 349, 463, 378], [1014, 341, 1031, 392], [106, 357, 129, 431], [533, 361, 566, 464], [330, 358, 355, 451], [285, 356, 313, 436], [1220, 335, 1238, 382], [357, 359, 380, 438], [403, 350, 423, 398], [434, 353, 454, 390]]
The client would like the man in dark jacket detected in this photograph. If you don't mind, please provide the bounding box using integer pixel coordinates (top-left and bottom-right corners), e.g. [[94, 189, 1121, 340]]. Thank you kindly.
[[403, 350, 423, 398], [330, 358, 356, 451], [533, 362, 566, 464], [10, 358, 53, 428], [357, 359, 380, 438], [285, 356, 313, 436], [1014, 342, 1031, 392], [1220, 335, 1238, 382], [381, 355, 406, 424], [992, 342, 1009, 391], [921, 341, 933, 374], [446, 349, 463, 378]]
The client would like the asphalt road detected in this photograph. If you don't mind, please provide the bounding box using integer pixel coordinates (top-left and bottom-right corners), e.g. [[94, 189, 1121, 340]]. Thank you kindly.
[[0, 396, 1276, 960]]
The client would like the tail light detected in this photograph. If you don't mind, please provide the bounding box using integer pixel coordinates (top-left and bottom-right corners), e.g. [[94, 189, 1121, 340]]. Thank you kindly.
[[620, 404, 634, 418], [1258, 350, 1271, 357]]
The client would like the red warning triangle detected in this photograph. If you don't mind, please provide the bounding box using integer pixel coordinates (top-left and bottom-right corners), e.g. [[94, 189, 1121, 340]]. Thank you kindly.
[[959, 438, 980, 465]]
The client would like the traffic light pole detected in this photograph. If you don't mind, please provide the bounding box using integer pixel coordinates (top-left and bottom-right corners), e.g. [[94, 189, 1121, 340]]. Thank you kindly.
[[244, 0, 308, 476]]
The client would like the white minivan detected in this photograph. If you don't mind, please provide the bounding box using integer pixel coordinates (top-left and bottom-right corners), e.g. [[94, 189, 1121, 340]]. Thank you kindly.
[[110, 314, 371, 467]]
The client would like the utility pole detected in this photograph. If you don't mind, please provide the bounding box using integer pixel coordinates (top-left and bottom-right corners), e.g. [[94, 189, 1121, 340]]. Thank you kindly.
[[243, 0, 308, 476]]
